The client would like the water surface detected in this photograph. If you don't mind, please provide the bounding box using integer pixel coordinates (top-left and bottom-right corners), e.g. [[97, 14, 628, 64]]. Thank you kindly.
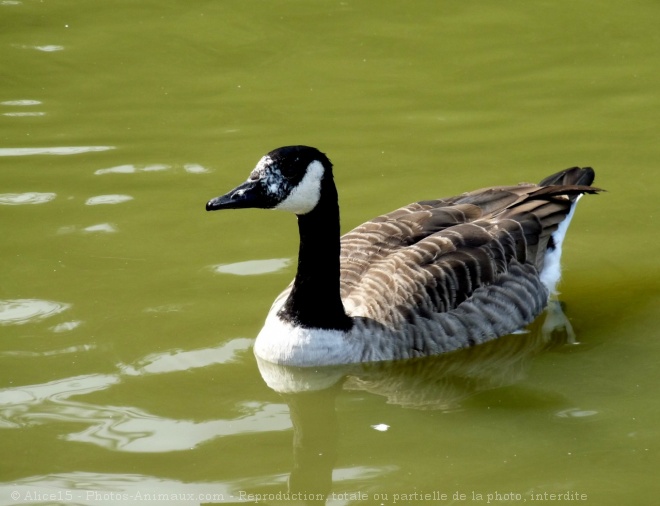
[[1, 1, 659, 504]]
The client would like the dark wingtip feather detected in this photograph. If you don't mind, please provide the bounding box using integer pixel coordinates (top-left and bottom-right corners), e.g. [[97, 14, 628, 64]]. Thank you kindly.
[[539, 167, 596, 187]]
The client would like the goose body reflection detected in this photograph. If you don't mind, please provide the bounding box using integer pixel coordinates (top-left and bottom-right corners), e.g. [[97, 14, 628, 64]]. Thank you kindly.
[[206, 146, 599, 367], [266, 321, 577, 501]]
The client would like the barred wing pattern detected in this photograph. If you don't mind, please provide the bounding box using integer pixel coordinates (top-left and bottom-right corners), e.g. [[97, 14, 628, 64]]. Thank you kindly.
[[338, 178, 595, 358]]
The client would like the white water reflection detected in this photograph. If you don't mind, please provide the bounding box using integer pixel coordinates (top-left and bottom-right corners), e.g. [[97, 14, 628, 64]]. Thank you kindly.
[[1, 344, 95, 358], [83, 223, 118, 233], [50, 320, 83, 333], [555, 408, 599, 419], [143, 303, 189, 313], [0, 338, 286, 452], [57, 223, 118, 234], [16, 44, 65, 52], [0, 374, 119, 413], [120, 338, 253, 375], [183, 163, 211, 174], [3, 111, 46, 117], [0, 146, 114, 156], [36, 45, 64, 51], [93, 163, 208, 175], [211, 258, 291, 276], [0, 192, 56, 205], [0, 99, 41, 106], [63, 400, 289, 452], [95, 164, 170, 175], [85, 195, 134, 205], [0, 299, 70, 326]]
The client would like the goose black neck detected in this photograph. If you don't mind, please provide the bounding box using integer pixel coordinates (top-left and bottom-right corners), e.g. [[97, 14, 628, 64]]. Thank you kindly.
[[278, 175, 353, 331]]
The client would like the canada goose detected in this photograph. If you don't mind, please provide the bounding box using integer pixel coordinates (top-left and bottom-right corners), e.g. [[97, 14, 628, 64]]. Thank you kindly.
[[206, 146, 600, 367]]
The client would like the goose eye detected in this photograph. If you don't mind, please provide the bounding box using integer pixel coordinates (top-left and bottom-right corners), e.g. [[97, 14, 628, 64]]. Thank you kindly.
[[277, 157, 301, 180], [278, 166, 295, 179]]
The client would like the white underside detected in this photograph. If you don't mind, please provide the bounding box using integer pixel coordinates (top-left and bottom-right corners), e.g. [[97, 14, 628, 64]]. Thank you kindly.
[[539, 196, 581, 295], [254, 306, 360, 366]]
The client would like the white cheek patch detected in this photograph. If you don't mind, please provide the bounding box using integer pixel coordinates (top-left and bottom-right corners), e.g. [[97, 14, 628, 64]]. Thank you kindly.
[[274, 160, 324, 214]]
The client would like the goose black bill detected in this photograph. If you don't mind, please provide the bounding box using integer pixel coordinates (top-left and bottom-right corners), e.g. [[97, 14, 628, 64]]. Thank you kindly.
[[206, 180, 275, 211]]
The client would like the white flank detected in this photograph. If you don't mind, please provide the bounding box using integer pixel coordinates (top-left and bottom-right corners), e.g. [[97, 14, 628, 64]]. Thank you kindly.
[[274, 160, 325, 214], [540, 195, 581, 295]]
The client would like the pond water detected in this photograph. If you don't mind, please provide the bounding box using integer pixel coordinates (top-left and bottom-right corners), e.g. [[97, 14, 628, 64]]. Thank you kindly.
[[1, 1, 659, 505]]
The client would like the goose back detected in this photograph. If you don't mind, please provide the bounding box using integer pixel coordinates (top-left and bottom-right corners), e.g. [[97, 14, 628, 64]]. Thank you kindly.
[[338, 169, 597, 331]]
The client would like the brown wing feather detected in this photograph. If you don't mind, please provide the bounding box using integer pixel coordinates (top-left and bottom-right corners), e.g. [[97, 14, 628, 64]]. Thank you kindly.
[[339, 168, 600, 327]]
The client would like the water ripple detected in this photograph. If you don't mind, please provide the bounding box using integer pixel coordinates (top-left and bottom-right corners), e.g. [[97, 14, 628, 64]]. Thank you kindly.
[[183, 163, 211, 174], [0, 192, 56, 205], [63, 401, 290, 452], [50, 320, 83, 333], [119, 338, 253, 376], [56, 223, 118, 234], [1, 343, 95, 358], [95, 164, 169, 175], [0, 99, 41, 106], [0, 339, 286, 451], [12, 44, 65, 52], [211, 258, 291, 276], [3, 111, 46, 117], [0, 299, 70, 326], [0, 146, 114, 156], [83, 223, 118, 233], [555, 408, 599, 419], [0, 372, 290, 452], [85, 195, 134, 205]]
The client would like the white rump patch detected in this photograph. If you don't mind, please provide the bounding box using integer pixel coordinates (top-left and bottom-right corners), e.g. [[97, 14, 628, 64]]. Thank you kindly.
[[540, 196, 581, 295], [274, 160, 324, 214]]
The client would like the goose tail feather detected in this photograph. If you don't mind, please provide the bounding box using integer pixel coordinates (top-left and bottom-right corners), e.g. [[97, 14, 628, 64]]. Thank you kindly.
[[539, 166, 595, 188]]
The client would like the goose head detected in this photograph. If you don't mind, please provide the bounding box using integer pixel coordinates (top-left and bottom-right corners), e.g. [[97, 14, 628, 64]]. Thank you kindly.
[[206, 145, 333, 216]]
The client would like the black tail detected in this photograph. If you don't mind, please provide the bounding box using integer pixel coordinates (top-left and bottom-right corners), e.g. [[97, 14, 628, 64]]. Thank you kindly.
[[539, 166, 595, 187], [532, 167, 602, 203]]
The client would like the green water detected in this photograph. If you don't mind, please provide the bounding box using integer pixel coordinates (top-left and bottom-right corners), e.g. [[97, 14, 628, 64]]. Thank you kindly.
[[1, 0, 659, 504]]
